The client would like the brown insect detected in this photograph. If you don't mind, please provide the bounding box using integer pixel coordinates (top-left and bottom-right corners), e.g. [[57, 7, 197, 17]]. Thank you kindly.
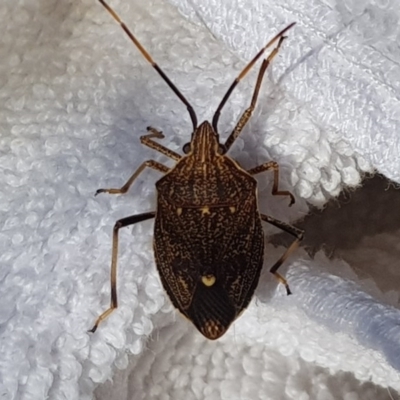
[[90, 0, 304, 340]]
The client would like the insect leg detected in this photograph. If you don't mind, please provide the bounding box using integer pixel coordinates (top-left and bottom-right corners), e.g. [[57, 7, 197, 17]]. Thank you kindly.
[[260, 213, 304, 295], [213, 22, 295, 134], [97, 0, 197, 130], [223, 35, 288, 152], [96, 160, 169, 196], [89, 211, 156, 333], [141, 127, 181, 161], [247, 161, 295, 206]]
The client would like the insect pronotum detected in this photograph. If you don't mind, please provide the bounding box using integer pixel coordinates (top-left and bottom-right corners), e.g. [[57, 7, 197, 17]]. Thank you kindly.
[[90, 0, 304, 340]]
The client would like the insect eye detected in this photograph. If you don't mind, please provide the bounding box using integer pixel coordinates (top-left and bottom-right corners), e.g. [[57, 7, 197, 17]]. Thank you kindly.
[[183, 142, 191, 154]]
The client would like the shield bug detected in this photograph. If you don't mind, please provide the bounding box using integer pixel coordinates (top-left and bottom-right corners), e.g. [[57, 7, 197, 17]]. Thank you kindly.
[[90, 0, 304, 340]]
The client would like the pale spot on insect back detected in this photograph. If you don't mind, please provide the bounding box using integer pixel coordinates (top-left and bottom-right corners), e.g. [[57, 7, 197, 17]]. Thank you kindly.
[[202, 275, 216, 287], [229, 206, 236, 213], [178, 276, 189, 290], [177, 207, 182, 216], [201, 206, 210, 215]]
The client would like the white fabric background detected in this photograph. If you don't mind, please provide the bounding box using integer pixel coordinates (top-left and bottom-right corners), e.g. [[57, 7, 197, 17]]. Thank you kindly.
[[1, 0, 400, 399]]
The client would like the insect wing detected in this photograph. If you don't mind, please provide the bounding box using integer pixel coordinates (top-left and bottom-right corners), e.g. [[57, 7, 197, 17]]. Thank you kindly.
[[153, 192, 264, 338]]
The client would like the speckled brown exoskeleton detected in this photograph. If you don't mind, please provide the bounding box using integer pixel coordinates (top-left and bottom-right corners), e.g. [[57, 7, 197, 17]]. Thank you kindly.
[[90, 0, 304, 340]]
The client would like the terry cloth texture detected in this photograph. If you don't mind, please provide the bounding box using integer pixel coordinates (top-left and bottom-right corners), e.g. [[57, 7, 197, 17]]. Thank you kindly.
[[0, 0, 399, 399]]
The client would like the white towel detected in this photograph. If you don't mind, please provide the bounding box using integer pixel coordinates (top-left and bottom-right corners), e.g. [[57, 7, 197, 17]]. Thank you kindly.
[[1, 0, 399, 399]]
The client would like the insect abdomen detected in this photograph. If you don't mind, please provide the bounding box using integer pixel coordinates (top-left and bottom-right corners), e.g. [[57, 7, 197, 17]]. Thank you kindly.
[[153, 195, 264, 339]]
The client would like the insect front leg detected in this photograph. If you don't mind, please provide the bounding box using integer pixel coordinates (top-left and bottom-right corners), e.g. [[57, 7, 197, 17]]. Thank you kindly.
[[96, 160, 169, 196], [261, 213, 304, 295], [247, 161, 295, 206], [223, 36, 287, 152], [89, 211, 156, 333], [141, 127, 182, 161]]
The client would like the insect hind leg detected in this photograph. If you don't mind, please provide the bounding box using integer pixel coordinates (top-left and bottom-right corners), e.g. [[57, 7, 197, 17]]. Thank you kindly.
[[89, 211, 155, 333], [260, 213, 304, 295]]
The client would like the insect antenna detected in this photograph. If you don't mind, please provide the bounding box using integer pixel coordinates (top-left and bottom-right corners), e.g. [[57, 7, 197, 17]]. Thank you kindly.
[[212, 22, 295, 133], [97, 0, 198, 130]]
